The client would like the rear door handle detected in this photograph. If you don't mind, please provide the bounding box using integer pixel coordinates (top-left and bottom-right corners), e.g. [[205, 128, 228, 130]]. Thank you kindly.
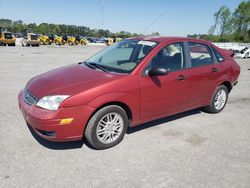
[[177, 75, 186, 81], [211, 67, 218, 72]]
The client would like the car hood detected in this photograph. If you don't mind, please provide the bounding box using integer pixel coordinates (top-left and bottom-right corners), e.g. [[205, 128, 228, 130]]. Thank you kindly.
[[26, 64, 124, 99]]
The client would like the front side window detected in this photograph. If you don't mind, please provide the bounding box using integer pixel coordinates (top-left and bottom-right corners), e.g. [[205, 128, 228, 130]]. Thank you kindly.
[[85, 40, 157, 73], [146, 43, 185, 72], [188, 42, 214, 67]]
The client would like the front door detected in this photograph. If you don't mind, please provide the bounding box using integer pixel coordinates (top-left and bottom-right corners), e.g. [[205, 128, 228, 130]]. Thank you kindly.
[[140, 42, 190, 120]]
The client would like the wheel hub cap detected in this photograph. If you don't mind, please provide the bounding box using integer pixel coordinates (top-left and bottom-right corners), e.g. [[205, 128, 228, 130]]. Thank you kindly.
[[214, 90, 227, 110], [96, 113, 124, 144]]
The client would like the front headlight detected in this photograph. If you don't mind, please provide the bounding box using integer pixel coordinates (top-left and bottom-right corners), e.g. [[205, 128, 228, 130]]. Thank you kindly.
[[36, 95, 70, 110]]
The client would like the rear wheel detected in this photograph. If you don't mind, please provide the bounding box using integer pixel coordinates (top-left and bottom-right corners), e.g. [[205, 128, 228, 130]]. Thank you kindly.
[[204, 85, 228, 113], [85, 105, 129, 149]]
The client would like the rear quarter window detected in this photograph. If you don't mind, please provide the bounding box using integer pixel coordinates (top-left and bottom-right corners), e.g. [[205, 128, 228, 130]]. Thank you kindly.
[[211, 47, 225, 62]]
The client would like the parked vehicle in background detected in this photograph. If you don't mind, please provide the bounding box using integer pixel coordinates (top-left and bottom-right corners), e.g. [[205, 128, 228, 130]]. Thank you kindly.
[[38, 35, 51, 45], [54, 35, 64, 45], [105, 37, 123, 46], [87, 37, 98, 43], [105, 38, 113, 46], [18, 36, 240, 149], [67, 36, 76, 45], [21, 33, 40, 47], [13, 33, 22, 38], [113, 37, 122, 43], [75, 36, 88, 45], [233, 46, 250, 58], [62, 35, 68, 45], [0, 31, 16, 46]]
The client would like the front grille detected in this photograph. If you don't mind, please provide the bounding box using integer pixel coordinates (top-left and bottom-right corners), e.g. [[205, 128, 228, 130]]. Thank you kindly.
[[35, 128, 56, 137], [23, 89, 38, 105]]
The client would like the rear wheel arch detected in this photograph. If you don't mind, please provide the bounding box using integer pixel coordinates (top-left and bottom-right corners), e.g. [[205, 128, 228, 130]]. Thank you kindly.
[[220, 81, 232, 93]]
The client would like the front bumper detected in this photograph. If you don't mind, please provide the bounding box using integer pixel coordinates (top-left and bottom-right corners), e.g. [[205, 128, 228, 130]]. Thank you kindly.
[[234, 53, 245, 58], [18, 90, 95, 142]]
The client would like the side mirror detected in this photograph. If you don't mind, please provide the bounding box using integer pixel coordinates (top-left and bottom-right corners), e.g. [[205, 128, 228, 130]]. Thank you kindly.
[[148, 67, 168, 76]]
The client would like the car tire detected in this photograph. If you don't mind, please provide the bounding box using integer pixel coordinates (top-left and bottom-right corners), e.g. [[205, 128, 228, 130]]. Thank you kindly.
[[245, 53, 249, 58], [203, 85, 228, 113], [85, 105, 129, 150]]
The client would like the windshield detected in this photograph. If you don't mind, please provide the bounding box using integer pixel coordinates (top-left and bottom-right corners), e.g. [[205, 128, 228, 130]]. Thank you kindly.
[[31, 34, 38, 40], [4, 33, 13, 39], [85, 39, 157, 73]]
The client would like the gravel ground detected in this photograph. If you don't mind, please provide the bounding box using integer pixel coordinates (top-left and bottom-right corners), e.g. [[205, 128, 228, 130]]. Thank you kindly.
[[0, 45, 250, 188]]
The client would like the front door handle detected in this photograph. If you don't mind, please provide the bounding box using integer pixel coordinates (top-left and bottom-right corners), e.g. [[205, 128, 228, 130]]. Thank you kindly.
[[177, 75, 186, 81], [211, 67, 218, 72]]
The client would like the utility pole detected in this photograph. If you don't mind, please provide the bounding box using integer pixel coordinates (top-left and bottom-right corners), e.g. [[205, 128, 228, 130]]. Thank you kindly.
[[101, 0, 104, 30]]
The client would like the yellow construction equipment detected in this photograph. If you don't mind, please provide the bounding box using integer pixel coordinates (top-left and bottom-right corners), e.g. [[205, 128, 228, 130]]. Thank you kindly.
[[0, 31, 16, 46], [22, 33, 40, 47], [105, 38, 113, 46], [67, 36, 76, 45], [75, 36, 88, 45], [113, 37, 122, 43], [54, 35, 64, 45], [38, 35, 51, 45]]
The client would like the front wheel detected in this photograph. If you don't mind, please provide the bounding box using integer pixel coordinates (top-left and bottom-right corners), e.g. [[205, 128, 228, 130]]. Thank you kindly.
[[85, 105, 129, 149], [245, 52, 249, 58], [204, 85, 228, 113]]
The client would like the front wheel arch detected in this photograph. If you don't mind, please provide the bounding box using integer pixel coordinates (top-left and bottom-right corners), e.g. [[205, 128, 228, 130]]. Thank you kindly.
[[84, 101, 132, 133]]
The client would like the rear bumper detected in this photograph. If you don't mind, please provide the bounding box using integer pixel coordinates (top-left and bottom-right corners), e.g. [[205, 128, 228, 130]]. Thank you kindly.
[[18, 90, 95, 142]]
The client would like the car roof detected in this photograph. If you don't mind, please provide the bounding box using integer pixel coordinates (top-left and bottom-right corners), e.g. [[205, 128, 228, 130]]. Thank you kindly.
[[129, 36, 211, 44]]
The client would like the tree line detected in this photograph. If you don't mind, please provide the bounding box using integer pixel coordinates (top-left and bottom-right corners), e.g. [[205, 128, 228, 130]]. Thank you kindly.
[[188, 0, 250, 42], [0, 19, 140, 38]]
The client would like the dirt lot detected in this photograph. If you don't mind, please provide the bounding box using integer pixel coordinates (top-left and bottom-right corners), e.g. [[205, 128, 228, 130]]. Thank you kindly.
[[0, 45, 250, 188]]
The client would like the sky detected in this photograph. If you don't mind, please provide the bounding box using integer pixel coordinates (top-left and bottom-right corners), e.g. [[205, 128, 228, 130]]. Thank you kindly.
[[0, 0, 243, 36]]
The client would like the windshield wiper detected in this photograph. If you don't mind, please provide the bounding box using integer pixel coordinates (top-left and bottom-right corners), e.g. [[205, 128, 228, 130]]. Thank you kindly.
[[88, 62, 109, 72], [83, 61, 96, 69]]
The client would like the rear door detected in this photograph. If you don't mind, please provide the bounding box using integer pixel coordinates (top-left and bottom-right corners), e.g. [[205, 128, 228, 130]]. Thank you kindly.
[[185, 42, 224, 107]]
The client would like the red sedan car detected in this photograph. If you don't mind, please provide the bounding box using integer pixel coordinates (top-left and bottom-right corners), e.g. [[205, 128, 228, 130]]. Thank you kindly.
[[18, 36, 240, 149]]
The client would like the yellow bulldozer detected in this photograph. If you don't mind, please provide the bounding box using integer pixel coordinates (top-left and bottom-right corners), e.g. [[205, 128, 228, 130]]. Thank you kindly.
[[0, 31, 16, 46]]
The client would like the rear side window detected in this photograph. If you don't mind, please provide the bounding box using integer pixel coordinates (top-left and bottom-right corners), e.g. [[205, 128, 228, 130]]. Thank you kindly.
[[188, 42, 214, 67], [211, 47, 225, 62]]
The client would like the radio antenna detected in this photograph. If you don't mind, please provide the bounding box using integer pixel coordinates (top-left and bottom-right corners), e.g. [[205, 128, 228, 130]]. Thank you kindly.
[[142, 13, 164, 36]]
